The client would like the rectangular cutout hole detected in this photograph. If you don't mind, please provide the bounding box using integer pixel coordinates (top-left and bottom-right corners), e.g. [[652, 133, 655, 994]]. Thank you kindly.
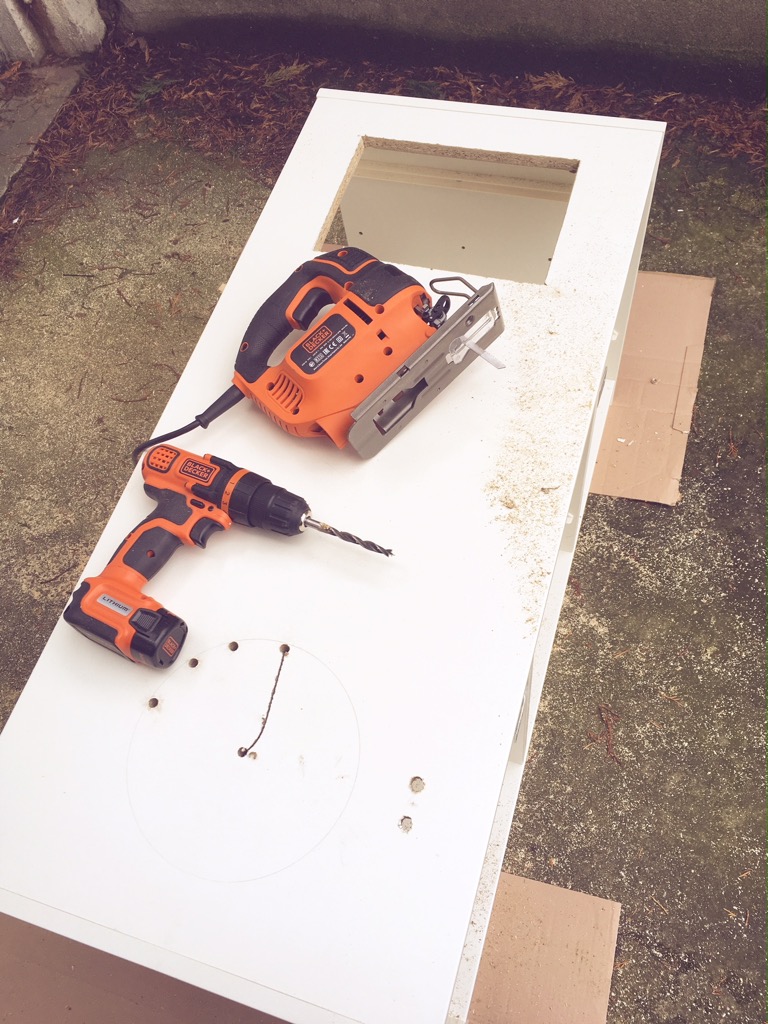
[[321, 139, 579, 284]]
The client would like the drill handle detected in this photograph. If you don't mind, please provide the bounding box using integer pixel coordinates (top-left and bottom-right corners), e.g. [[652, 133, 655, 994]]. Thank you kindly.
[[63, 487, 230, 668], [234, 247, 378, 384], [110, 485, 230, 587]]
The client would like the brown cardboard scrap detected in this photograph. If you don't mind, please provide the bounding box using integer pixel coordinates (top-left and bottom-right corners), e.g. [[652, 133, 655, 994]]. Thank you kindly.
[[469, 874, 621, 1024], [0, 912, 285, 1024], [2, 877, 619, 1024], [590, 271, 715, 505]]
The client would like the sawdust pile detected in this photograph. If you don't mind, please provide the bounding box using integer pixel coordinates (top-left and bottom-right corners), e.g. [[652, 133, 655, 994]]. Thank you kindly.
[[0, 36, 764, 272]]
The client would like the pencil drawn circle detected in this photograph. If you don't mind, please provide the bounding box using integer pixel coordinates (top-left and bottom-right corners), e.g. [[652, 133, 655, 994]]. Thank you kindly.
[[126, 638, 360, 881]]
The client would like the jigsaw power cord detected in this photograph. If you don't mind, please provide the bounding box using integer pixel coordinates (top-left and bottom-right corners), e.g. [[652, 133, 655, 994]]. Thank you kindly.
[[131, 384, 243, 463]]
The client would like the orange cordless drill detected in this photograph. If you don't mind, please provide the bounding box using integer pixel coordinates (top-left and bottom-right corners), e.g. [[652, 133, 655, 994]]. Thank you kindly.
[[64, 444, 391, 668]]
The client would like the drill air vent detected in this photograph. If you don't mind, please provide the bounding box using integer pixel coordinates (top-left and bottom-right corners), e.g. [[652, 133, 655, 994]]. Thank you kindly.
[[147, 446, 180, 472]]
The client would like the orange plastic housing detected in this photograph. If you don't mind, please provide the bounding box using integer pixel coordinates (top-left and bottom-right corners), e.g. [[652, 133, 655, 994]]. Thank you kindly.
[[234, 284, 435, 448]]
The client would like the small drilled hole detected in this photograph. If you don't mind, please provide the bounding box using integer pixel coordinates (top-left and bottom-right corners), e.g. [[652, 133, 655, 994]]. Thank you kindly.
[[147, 697, 159, 709], [383, 346, 393, 356], [354, 374, 364, 384], [188, 657, 199, 668], [240, 341, 249, 351], [229, 641, 239, 651]]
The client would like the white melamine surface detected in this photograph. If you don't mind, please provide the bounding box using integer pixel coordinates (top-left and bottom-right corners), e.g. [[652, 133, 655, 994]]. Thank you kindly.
[[0, 92, 663, 1023]]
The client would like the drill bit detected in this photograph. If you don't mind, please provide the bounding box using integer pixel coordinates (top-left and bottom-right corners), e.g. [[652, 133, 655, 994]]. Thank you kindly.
[[303, 516, 393, 557]]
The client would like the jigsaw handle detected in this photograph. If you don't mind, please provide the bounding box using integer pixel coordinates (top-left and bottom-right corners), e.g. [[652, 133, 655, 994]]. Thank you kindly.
[[234, 248, 379, 384]]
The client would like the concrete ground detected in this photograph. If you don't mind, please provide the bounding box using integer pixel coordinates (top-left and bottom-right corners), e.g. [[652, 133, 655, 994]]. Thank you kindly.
[[0, 40, 764, 1024]]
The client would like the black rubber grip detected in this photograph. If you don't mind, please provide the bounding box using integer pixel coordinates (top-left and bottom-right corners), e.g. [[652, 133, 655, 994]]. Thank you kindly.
[[98, 489, 203, 586], [234, 248, 377, 384], [347, 260, 424, 307], [111, 488, 194, 583], [121, 525, 183, 582]]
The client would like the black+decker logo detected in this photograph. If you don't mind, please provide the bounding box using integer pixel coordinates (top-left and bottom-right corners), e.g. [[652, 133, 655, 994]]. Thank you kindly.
[[180, 458, 216, 483], [303, 324, 333, 354], [162, 636, 180, 658]]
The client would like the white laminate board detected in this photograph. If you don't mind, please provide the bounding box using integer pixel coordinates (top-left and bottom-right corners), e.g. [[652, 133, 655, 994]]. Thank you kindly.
[[0, 92, 664, 1024]]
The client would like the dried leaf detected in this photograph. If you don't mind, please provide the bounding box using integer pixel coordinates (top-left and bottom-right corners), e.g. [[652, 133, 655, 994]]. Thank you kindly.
[[0, 61, 23, 83], [527, 72, 574, 91], [0, 39, 764, 277], [263, 61, 310, 90]]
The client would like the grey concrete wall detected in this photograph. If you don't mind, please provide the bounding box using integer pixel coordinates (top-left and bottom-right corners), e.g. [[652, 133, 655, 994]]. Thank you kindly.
[[33, 0, 106, 56], [117, 0, 765, 72], [0, 0, 764, 75], [0, 0, 104, 61], [0, 1, 46, 62]]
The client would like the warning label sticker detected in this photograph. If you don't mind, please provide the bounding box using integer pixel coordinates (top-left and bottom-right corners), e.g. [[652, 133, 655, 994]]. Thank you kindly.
[[291, 314, 355, 375]]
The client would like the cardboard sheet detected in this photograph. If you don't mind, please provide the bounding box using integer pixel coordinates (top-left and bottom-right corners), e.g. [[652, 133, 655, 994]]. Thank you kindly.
[[469, 874, 621, 1024], [3, 876, 620, 1024], [0, 912, 282, 1024], [590, 271, 715, 505]]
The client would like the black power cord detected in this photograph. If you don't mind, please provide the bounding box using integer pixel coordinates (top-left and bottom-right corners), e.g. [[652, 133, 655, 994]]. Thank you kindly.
[[131, 385, 244, 462]]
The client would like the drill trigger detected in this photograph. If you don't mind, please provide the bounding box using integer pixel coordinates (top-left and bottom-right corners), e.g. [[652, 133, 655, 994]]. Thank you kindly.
[[190, 518, 226, 548]]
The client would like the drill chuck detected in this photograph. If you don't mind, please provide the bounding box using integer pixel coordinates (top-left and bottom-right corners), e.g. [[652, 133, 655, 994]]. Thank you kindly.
[[226, 470, 310, 536]]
